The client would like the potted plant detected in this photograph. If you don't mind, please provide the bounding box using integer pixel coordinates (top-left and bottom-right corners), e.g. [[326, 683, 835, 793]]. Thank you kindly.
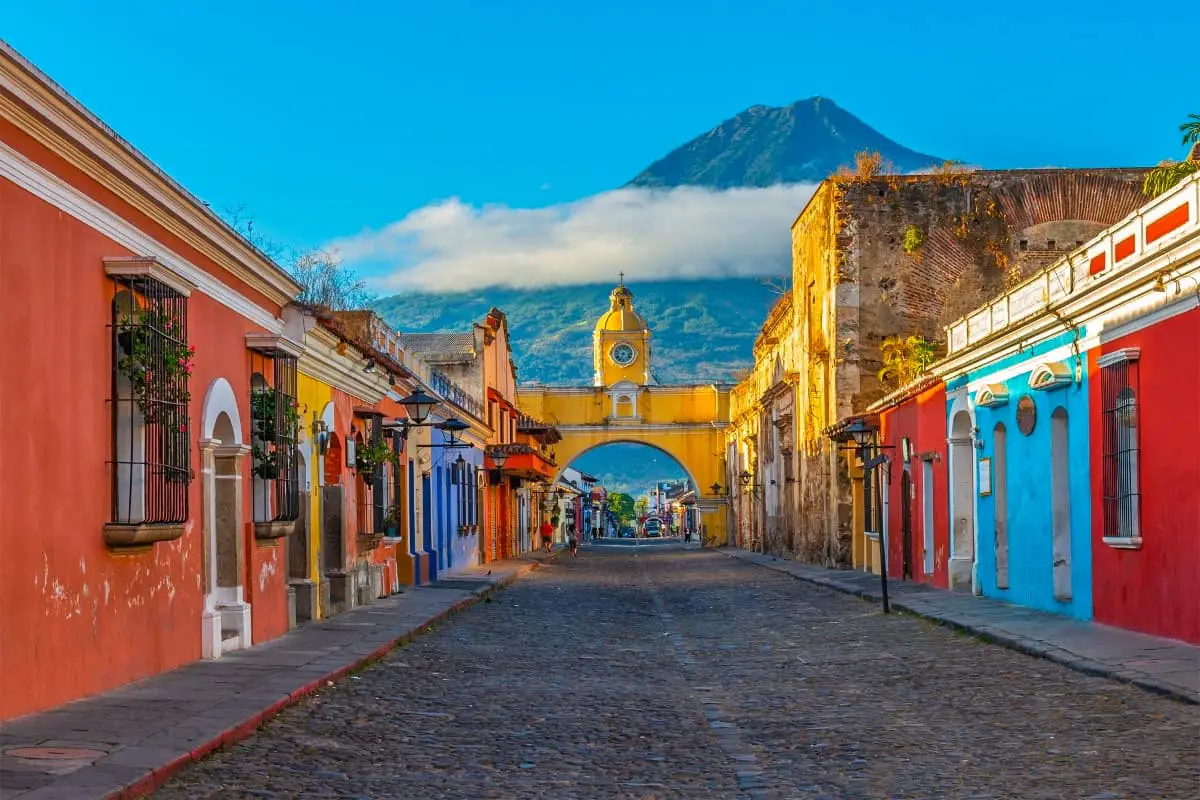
[[250, 388, 299, 480], [355, 437, 396, 482], [115, 305, 194, 424], [384, 504, 401, 538]]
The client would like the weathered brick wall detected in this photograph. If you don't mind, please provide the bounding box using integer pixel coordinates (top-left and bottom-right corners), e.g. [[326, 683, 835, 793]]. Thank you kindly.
[[838, 168, 1146, 414], [774, 168, 1146, 567]]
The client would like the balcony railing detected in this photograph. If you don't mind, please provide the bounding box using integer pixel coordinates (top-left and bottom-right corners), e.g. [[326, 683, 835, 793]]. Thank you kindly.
[[429, 369, 483, 420]]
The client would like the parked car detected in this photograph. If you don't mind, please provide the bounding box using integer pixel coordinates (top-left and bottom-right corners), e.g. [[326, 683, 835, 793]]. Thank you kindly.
[[642, 518, 664, 537]]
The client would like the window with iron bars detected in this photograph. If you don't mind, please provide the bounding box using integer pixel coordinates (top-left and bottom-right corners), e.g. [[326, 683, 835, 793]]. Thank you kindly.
[[110, 275, 193, 525], [454, 460, 478, 533], [249, 349, 300, 523], [1100, 353, 1141, 539]]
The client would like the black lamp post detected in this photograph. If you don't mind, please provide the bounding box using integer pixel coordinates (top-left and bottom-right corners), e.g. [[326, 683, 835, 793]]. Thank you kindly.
[[385, 389, 472, 450], [844, 418, 890, 614], [489, 447, 510, 470]]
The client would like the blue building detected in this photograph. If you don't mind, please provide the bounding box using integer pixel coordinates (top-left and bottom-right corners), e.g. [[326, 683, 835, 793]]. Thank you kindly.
[[940, 270, 1096, 619]]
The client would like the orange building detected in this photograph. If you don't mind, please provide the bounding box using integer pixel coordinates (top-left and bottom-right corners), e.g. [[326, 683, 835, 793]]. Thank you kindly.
[[0, 42, 307, 719]]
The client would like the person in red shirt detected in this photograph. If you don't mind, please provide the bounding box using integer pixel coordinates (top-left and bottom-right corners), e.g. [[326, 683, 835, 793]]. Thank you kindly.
[[539, 519, 554, 553]]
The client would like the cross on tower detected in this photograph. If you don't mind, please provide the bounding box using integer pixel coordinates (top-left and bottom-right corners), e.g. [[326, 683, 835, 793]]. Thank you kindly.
[[618, 271, 625, 285]]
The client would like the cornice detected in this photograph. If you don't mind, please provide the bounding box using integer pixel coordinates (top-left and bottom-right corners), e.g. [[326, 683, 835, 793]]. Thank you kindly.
[[938, 235, 1200, 381], [0, 44, 302, 306], [0, 138, 284, 332], [299, 327, 389, 404]]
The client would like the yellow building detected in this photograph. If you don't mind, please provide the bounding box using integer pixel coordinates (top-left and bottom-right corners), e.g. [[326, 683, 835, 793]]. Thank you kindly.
[[518, 281, 731, 545]]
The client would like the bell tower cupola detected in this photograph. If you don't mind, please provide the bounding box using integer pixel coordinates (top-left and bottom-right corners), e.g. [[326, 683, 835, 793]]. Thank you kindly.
[[593, 273, 652, 387]]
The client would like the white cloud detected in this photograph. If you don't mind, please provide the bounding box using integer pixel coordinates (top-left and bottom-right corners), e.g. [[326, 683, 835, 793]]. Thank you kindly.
[[330, 183, 819, 293]]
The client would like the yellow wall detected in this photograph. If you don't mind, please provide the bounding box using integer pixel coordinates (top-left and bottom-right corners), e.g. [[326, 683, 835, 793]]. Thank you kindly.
[[517, 383, 731, 545], [595, 329, 652, 386], [520, 385, 730, 426], [297, 371, 333, 615]]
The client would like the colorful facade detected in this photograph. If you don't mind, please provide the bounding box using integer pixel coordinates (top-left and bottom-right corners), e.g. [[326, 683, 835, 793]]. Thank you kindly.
[[518, 282, 731, 546], [0, 43, 559, 720], [829, 171, 1200, 643], [0, 43, 304, 719]]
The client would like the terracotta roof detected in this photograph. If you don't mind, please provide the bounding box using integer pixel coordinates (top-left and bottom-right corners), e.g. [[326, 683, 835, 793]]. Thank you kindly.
[[399, 332, 477, 360]]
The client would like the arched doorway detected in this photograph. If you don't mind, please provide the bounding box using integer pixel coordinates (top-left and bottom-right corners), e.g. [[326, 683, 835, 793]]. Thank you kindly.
[[199, 378, 251, 659], [949, 409, 977, 593]]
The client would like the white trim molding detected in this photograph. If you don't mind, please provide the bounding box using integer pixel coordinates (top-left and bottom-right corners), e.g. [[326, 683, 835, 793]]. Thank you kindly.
[[1102, 536, 1143, 550], [0, 139, 285, 332], [103, 256, 195, 297], [245, 332, 305, 358], [0, 43, 303, 304], [974, 384, 1009, 408], [1097, 347, 1141, 368], [1028, 361, 1074, 392]]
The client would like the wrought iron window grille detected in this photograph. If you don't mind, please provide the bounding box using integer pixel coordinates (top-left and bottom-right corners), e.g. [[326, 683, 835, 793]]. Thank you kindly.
[[249, 348, 300, 525], [109, 274, 192, 526], [1101, 356, 1141, 540]]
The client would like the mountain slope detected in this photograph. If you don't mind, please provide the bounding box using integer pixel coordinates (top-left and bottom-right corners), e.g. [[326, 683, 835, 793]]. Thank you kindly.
[[372, 279, 781, 386], [627, 97, 942, 188]]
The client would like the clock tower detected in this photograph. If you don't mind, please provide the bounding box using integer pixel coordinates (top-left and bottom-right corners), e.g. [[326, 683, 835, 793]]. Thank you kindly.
[[593, 276, 651, 387]]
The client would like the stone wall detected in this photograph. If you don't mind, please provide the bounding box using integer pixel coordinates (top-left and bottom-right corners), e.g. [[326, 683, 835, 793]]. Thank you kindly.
[[775, 168, 1147, 567]]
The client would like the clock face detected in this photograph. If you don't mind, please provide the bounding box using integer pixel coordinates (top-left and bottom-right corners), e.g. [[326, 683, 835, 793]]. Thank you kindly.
[[610, 342, 637, 366]]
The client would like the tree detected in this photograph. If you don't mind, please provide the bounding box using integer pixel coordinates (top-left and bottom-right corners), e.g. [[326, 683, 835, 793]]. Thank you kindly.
[[633, 496, 650, 519], [607, 492, 635, 524], [877, 335, 938, 389], [290, 248, 375, 310], [220, 203, 375, 310], [1143, 113, 1200, 198], [1182, 113, 1200, 147]]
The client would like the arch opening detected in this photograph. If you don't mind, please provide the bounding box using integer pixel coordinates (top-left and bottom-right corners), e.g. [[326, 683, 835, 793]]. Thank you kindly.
[[560, 441, 697, 540]]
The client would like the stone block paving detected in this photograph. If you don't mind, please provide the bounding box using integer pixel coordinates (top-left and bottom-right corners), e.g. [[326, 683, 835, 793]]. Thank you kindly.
[[725, 549, 1200, 704], [0, 557, 544, 800], [148, 546, 1198, 799]]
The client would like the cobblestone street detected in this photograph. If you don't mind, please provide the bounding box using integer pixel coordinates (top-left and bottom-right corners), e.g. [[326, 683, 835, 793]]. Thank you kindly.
[[154, 546, 1199, 799]]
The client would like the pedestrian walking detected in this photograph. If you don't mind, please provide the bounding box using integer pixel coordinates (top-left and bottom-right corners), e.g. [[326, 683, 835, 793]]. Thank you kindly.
[[567, 523, 579, 557], [540, 519, 554, 554]]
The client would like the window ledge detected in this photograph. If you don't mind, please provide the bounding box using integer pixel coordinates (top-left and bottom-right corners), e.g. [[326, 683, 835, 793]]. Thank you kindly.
[[1103, 536, 1143, 550], [104, 522, 185, 548], [381, 536, 404, 544], [254, 520, 296, 540]]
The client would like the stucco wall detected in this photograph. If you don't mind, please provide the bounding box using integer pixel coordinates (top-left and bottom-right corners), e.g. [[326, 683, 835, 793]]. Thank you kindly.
[[0, 175, 289, 719], [879, 384, 950, 588], [1090, 307, 1200, 643], [971, 348, 1094, 620]]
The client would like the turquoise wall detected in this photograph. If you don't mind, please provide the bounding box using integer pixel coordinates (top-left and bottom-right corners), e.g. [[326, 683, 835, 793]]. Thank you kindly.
[[968, 345, 1093, 619]]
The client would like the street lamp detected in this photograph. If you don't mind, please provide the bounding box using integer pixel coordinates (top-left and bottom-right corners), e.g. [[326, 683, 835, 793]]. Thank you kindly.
[[488, 447, 510, 470], [438, 416, 469, 446], [399, 389, 438, 425], [836, 417, 891, 614]]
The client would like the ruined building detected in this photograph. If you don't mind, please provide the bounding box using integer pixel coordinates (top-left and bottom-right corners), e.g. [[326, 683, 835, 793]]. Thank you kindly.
[[728, 168, 1149, 565]]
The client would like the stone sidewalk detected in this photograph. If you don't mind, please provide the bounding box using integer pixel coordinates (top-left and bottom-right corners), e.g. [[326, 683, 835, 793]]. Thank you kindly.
[[724, 549, 1199, 705], [0, 554, 551, 800]]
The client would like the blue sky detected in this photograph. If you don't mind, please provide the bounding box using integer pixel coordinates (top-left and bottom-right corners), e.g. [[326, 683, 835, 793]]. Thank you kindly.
[[3, 1, 1192, 287]]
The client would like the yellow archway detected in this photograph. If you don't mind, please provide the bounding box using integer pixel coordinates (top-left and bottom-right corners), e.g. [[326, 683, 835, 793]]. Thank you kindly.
[[516, 280, 733, 545], [518, 383, 731, 545]]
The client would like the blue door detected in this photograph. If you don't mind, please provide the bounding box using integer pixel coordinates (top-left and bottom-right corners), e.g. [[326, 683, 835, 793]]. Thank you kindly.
[[422, 473, 436, 581]]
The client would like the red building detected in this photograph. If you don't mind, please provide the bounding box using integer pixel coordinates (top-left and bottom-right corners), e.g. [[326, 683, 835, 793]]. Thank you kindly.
[[871, 379, 952, 589], [1085, 174, 1200, 643], [0, 43, 303, 719]]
